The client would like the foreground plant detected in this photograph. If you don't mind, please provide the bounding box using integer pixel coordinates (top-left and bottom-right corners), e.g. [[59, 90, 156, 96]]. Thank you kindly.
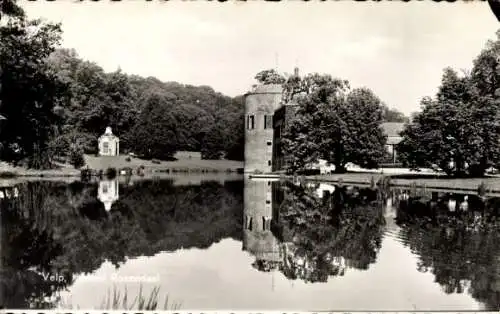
[[58, 285, 182, 310], [100, 285, 182, 310]]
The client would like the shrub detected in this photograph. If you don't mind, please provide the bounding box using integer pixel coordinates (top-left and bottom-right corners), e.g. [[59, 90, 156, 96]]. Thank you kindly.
[[136, 166, 145, 176], [80, 168, 92, 182], [0, 171, 17, 178], [49, 131, 98, 157], [105, 167, 117, 179], [69, 148, 85, 169], [125, 157, 131, 162], [152, 159, 161, 164]]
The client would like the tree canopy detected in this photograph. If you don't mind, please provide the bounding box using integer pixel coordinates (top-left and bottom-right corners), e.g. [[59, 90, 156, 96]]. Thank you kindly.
[[279, 72, 387, 173], [0, 12, 67, 168], [254, 69, 286, 85], [398, 32, 500, 177], [381, 105, 409, 123], [45, 48, 244, 163]]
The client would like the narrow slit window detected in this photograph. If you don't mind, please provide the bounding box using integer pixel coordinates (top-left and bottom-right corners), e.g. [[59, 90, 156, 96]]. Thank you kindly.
[[246, 216, 253, 230], [263, 217, 272, 231], [247, 115, 255, 130], [264, 115, 273, 129]]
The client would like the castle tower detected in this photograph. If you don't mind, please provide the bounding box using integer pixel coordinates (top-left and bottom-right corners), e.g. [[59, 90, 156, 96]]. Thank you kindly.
[[244, 84, 283, 173], [242, 178, 281, 265]]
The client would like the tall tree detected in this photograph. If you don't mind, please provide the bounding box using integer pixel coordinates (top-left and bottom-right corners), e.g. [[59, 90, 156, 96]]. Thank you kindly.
[[398, 66, 500, 177], [281, 73, 387, 173], [381, 105, 409, 123], [470, 29, 500, 174], [0, 16, 68, 168], [128, 93, 179, 160], [0, 0, 24, 21]]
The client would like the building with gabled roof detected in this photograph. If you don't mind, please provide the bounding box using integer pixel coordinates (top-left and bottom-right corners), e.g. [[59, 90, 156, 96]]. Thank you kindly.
[[381, 122, 405, 164]]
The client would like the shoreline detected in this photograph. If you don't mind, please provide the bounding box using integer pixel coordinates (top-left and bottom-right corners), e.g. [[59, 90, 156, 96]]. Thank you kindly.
[[249, 171, 500, 196], [0, 172, 244, 188], [0, 156, 244, 179]]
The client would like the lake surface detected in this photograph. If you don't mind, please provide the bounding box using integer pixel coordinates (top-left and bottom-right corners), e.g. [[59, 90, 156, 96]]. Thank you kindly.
[[1, 176, 499, 310]]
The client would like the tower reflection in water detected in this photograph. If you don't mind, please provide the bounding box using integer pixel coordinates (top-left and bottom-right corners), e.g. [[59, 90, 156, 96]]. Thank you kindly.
[[242, 178, 349, 283], [242, 178, 281, 272]]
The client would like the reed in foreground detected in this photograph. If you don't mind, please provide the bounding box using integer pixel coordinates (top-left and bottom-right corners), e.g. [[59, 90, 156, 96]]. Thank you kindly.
[[100, 285, 182, 310], [57, 285, 182, 310]]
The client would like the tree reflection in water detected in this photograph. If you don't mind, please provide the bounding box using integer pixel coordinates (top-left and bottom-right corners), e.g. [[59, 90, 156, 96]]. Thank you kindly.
[[248, 180, 500, 310], [250, 181, 387, 283], [0, 179, 243, 309], [393, 190, 500, 311]]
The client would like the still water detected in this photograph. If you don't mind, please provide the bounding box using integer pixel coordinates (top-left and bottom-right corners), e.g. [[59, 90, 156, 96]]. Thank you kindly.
[[1, 176, 499, 310]]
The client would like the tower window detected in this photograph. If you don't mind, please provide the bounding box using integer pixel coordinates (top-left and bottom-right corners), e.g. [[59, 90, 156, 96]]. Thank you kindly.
[[245, 216, 253, 231], [247, 115, 255, 130], [264, 115, 273, 129], [267, 141, 272, 146], [268, 160, 271, 166], [263, 217, 272, 231]]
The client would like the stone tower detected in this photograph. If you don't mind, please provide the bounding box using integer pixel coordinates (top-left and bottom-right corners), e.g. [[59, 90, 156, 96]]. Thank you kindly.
[[244, 84, 283, 173]]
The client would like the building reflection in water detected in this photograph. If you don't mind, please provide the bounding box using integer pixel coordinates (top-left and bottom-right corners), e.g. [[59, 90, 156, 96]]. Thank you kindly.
[[242, 178, 282, 273], [0, 186, 19, 199], [242, 178, 349, 282], [97, 179, 119, 211]]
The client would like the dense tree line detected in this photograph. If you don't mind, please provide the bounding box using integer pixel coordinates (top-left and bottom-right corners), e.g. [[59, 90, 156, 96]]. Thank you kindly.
[[45, 49, 244, 163], [398, 30, 500, 177], [46, 49, 244, 161], [0, 2, 244, 169]]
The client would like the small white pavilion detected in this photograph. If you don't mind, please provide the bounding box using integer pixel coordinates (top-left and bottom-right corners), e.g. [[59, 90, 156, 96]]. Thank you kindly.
[[98, 127, 119, 156]]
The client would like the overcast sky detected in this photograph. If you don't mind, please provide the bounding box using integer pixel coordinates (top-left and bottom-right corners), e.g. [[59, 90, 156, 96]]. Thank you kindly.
[[20, 0, 499, 115]]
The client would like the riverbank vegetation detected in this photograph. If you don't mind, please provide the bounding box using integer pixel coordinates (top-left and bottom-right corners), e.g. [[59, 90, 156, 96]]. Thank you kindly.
[[0, 1, 243, 171]]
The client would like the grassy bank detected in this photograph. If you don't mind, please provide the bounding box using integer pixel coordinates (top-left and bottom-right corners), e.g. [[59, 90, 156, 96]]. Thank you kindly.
[[84, 155, 243, 172], [0, 155, 244, 179]]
